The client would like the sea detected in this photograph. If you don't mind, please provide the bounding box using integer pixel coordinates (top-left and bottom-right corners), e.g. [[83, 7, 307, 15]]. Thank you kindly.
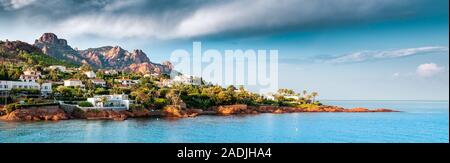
[[0, 100, 448, 143]]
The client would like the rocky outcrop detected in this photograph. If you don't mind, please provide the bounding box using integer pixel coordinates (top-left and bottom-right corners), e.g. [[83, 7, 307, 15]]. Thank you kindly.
[[83, 109, 127, 121], [120, 108, 154, 118], [0, 105, 69, 121], [0, 103, 397, 121], [211, 104, 396, 116], [78, 46, 151, 69], [0, 40, 42, 55], [32, 33, 173, 74], [216, 104, 259, 115], [163, 105, 198, 118], [34, 33, 83, 64], [125, 62, 161, 75]]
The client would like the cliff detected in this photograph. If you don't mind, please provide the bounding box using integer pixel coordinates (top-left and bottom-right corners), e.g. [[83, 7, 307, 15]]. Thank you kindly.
[[0, 105, 69, 121]]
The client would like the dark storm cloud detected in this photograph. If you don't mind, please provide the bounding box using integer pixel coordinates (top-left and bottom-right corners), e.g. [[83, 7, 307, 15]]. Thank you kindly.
[[0, 0, 447, 40]]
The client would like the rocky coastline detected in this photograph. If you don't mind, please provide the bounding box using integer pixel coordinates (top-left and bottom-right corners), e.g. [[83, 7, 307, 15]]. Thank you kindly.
[[0, 104, 397, 122]]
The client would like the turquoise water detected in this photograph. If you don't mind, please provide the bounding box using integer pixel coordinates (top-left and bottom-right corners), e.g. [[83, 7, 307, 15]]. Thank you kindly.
[[0, 101, 448, 143]]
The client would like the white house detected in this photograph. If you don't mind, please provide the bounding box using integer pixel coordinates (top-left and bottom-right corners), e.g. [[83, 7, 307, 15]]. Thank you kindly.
[[264, 93, 276, 100], [86, 94, 131, 110], [284, 95, 300, 100], [90, 79, 106, 87], [0, 80, 52, 95], [64, 79, 84, 88], [19, 69, 42, 83], [159, 79, 174, 87], [172, 74, 201, 85], [48, 65, 66, 72], [104, 70, 118, 75], [117, 78, 139, 86], [84, 71, 96, 78]]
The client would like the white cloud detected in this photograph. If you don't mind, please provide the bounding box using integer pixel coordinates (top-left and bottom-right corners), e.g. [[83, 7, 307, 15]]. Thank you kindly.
[[1, 0, 444, 40], [53, 14, 166, 39], [416, 63, 444, 78], [328, 46, 449, 63], [47, 0, 415, 39], [102, 0, 143, 12], [0, 0, 37, 10], [172, 0, 408, 38]]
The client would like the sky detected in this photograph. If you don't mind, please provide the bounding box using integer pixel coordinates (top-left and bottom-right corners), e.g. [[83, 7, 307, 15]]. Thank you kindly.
[[0, 0, 448, 100]]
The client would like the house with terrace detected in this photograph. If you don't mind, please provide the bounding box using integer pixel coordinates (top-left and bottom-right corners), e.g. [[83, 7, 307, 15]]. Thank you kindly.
[[84, 94, 132, 111]]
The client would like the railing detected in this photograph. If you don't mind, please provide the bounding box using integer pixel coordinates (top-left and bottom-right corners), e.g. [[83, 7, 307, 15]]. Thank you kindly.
[[59, 101, 128, 112], [77, 106, 128, 111]]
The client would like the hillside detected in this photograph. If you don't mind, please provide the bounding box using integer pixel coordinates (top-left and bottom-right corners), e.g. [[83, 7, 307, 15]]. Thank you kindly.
[[0, 40, 77, 67]]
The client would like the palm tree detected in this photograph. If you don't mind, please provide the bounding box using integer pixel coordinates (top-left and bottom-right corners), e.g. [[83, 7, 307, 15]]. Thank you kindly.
[[37, 79, 44, 96], [302, 90, 308, 100], [311, 92, 318, 103], [307, 95, 313, 104], [96, 96, 108, 107]]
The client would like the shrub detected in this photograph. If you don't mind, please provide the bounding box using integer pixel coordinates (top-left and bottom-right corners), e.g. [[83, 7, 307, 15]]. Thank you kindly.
[[130, 104, 144, 110], [72, 108, 86, 118], [78, 101, 94, 107], [4, 103, 21, 114], [153, 98, 169, 109], [10, 88, 40, 95], [94, 88, 109, 95]]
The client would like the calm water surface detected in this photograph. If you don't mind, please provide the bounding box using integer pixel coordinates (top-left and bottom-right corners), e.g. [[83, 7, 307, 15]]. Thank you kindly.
[[0, 101, 448, 143]]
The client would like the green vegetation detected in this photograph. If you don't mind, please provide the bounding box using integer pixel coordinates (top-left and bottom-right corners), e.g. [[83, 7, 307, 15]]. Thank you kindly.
[[18, 51, 78, 67], [10, 88, 40, 95], [78, 101, 94, 107], [4, 103, 21, 114]]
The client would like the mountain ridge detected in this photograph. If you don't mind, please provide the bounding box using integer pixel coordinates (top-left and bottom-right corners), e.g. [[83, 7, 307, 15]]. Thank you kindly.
[[31, 33, 172, 74]]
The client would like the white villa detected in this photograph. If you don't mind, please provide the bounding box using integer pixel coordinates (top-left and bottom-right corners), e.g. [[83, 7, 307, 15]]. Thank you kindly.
[[64, 79, 84, 88], [173, 74, 201, 85], [0, 69, 52, 95], [48, 65, 66, 72], [84, 71, 96, 78], [173, 75, 192, 84], [0, 81, 52, 95], [20, 69, 42, 82], [90, 79, 106, 87], [104, 70, 118, 75], [86, 94, 132, 110], [117, 78, 139, 86]]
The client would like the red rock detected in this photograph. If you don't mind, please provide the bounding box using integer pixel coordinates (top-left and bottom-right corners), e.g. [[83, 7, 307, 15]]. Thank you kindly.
[[346, 108, 370, 112], [216, 104, 247, 115]]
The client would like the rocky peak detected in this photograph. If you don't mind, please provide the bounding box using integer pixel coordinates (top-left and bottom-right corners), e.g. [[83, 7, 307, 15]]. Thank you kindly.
[[162, 61, 174, 70], [111, 46, 124, 53], [131, 49, 150, 63], [35, 33, 67, 46]]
